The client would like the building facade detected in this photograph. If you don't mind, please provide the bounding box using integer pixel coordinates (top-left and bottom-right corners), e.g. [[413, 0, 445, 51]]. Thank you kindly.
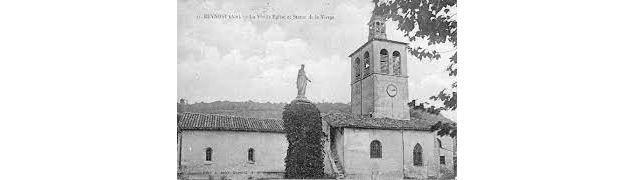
[[326, 14, 454, 179], [178, 113, 291, 179]]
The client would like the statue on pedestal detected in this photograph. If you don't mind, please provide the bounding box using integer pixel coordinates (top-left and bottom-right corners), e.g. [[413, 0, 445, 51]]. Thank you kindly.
[[284, 65, 323, 177], [296, 64, 311, 101]]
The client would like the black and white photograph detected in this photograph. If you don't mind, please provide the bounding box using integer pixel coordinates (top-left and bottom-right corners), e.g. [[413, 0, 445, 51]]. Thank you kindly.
[[3, 0, 635, 179], [177, 0, 457, 179]]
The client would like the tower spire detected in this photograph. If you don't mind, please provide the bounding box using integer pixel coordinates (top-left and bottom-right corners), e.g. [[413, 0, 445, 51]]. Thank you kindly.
[[368, 14, 387, 41]]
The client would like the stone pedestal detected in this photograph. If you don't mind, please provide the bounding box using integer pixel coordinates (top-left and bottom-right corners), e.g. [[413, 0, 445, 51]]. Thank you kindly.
[[292, 96, 311, 103]]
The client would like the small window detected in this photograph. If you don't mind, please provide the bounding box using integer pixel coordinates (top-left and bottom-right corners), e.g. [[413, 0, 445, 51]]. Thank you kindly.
[[248, 148, 255, 162], [363, 52, 371, 76], [413, 143, 423, 166], [392, 51, 401, 75], [370, 140, 382, 158], [355, 58, 361, 78], [440, 155, 446, 165], [380, 49, 389, 74], [205, 147, 212, 161]]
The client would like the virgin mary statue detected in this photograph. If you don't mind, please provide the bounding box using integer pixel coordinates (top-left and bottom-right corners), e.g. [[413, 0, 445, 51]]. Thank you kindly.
[[296, 64, 311, 100]]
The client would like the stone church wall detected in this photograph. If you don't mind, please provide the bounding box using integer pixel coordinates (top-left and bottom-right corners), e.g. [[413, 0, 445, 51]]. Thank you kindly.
[[351, 82, 361, 117], [321, 119, 335, 176], [361, 76, 375, 116], [438, 135, 456, 177], [341, 128, 405, 179], [333, 127, 346, 166], [337, 128, 446, 179], [402, 130, 442, 179], [177, 126, 453, 179], [350, 42, 374, 118], [179, 130, 287, 179]]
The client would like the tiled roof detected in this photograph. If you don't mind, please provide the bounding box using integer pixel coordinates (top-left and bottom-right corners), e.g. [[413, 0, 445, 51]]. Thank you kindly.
[[178, 112, 285, 133], [322, 112, 449, 131]]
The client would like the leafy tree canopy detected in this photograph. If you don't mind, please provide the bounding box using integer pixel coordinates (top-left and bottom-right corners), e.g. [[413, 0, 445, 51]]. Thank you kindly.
[[408, 100, 456, 138]]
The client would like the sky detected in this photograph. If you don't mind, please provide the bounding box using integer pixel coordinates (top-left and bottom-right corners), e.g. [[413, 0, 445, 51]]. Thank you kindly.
[[177, 0, 457, 120]]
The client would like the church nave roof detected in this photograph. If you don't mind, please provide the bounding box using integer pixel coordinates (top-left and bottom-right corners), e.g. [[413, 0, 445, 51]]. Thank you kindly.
[[178, 112, 285, 133], [322, 112, 444, 131]]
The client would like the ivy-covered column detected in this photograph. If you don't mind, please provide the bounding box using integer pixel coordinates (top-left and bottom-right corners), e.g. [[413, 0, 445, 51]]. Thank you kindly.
[[283, 99, 324, 179]]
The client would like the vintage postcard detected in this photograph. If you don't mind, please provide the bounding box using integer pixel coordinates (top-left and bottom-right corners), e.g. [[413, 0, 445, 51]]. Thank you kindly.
[[177, 0, 457, 179]]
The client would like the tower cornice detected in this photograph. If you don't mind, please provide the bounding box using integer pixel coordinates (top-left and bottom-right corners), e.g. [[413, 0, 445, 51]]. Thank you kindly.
[[350, 73, 409, 85], [348, 39, 408, 58]]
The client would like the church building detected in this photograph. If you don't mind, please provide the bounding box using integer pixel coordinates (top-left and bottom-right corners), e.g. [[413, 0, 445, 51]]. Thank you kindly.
[[177, 15, 456, 180]]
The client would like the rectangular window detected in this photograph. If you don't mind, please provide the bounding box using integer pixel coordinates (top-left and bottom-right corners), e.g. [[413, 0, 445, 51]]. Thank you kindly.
[[440, 155, 446, 165], [205, 148, 212, 161]]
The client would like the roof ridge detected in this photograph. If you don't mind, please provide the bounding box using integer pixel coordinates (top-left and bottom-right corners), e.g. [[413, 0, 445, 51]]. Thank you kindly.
[[179, 112, 282, 121]]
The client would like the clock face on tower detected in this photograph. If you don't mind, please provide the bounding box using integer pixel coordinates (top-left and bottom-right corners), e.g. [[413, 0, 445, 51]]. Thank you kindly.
[[386, 84, 398, 97]]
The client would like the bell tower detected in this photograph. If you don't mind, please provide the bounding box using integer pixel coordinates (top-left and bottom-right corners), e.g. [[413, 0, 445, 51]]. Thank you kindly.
[[349, 14, 410, 120]]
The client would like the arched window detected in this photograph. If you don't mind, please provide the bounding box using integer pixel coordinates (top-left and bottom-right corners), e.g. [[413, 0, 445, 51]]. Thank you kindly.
[[248, 148, 255, 162], [413, 143, 423, 166], [355, 58, 361, 78], [380, 49, 389, 74], [363, 52, 371, 76], [437, 138, 443, 149], [392, 51, 401, 75], [205, 147, 212, 161], [370, 140, 382, 158]]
